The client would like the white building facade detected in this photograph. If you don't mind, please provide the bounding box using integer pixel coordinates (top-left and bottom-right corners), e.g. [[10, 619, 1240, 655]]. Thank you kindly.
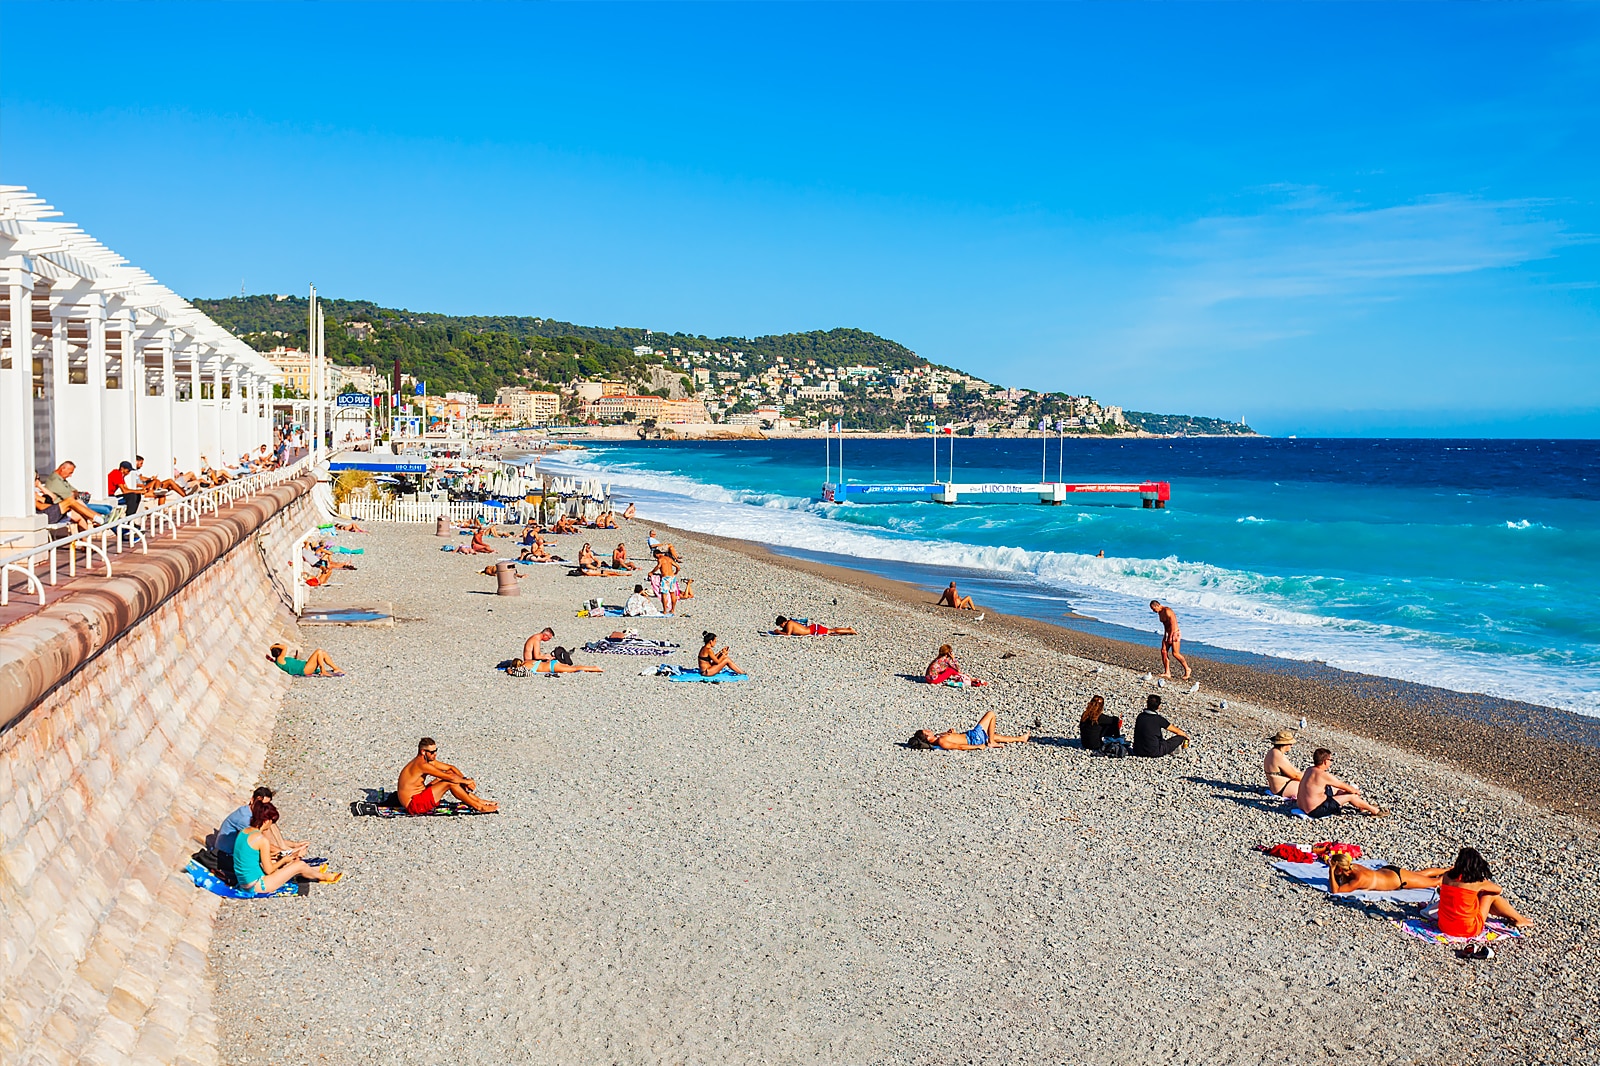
[[0, 186, 286, 544]]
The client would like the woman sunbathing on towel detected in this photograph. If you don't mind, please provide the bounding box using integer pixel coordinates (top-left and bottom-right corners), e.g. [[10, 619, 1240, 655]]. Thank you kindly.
[[233, 802, 342, 893], [925, 645, 985, 687], [334, 521, 369, 533], [1324, 850, 1449, 894], [698, 632, 746, 676], [772, 616, 857, 636], [519, 542, 563, 563], [907, 710, 1029, 750], [268, 643, 345, 677], [1437, 847, 1532, 935]]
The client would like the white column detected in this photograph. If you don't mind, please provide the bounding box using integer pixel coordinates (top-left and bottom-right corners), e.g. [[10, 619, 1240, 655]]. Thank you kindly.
[[200, 357, 222, 466], [51, 298, 106, 494], [99, 307, 137, 481], [0, 264, 39, 530], [136, 328, 176, 477], [175, 348, 202, 473], [220, 360, 238, 462]]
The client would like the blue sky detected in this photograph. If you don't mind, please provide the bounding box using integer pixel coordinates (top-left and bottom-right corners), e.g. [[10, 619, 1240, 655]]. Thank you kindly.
[[3, 2, 1597, 436]]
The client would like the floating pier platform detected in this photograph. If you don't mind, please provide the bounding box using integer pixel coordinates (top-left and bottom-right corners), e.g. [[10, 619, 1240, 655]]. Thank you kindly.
[[822, 481, 1171, 507]]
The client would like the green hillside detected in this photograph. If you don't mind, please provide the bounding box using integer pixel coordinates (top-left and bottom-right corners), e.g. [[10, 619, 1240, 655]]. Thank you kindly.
[[192, 295, 926, 400]]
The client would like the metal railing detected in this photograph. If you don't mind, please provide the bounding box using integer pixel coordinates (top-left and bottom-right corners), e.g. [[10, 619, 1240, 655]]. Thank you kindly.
[[1, 456, 312, 607], [342, 498, 537, 525]]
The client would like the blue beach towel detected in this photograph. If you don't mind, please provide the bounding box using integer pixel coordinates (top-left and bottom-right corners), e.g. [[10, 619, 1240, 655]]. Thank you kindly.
[[185, 859, 300, 899], [667, 672, 749, 683]]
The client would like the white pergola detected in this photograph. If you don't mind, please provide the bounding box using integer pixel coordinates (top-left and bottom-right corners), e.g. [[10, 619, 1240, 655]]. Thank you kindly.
[[0, 185, 290, 542]]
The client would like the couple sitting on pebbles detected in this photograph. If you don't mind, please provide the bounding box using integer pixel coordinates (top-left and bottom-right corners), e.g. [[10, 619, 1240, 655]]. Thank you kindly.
[[1263, 731, 1388, 817], [211, 786, 343, 893]]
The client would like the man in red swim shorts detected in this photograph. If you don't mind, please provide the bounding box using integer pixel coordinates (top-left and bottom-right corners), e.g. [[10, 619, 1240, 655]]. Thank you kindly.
[[396, 737, 499, 814]]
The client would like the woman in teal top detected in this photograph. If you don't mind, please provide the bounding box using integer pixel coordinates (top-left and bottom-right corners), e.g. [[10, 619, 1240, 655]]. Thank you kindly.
[[232, 802, 343, 894], [268, 642, 345, 677]]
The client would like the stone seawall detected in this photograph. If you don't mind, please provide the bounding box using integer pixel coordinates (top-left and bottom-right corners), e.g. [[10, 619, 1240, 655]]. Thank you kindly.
[[0, 478, 318, 1065]]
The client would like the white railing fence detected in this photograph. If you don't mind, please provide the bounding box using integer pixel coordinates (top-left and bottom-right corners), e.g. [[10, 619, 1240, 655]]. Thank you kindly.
[[0, 456, 312, 607], [342, 499, 539, 525]]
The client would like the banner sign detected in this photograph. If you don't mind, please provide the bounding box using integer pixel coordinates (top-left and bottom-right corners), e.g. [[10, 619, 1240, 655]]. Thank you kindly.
[[336, 393, 373, 408]]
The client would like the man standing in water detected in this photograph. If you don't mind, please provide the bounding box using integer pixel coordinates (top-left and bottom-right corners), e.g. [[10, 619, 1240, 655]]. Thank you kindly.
[[1150, 600, 1192, 680]]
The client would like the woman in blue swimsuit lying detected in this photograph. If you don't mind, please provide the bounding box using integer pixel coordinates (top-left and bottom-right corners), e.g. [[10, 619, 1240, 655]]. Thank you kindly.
[[908, 710, 1030, 750]]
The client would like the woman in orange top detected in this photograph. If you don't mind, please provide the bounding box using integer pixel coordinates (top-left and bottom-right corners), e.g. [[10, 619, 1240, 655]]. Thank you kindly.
[[1437, 847, 1532, 937]]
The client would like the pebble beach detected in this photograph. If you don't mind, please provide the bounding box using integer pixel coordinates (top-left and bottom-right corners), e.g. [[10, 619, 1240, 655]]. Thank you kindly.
[[210, 518, 1600, 1066]]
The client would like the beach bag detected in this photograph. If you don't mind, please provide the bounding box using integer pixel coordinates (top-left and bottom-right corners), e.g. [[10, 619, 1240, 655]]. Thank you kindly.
[[1099, 736, 1131, 758]]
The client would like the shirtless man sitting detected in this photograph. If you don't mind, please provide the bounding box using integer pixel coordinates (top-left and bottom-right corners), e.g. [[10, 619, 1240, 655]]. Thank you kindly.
[[523, 627, 556, 664], [1149, 600, 1192, 680], [397, 737, 498, 814], [937, 581, 975, 610], [1297, 748, 1386, 817], [611, 542, 638, 571], [1263, 731, 1303, 797]]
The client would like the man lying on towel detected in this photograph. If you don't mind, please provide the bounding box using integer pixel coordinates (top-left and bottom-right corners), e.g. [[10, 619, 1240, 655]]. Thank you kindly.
[[397, 737, 499, 814]]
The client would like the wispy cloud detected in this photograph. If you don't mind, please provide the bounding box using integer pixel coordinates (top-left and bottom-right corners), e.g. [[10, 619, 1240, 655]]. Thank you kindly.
[[1163, 189, 1577, 309], [1104, 189, 1584, 360]]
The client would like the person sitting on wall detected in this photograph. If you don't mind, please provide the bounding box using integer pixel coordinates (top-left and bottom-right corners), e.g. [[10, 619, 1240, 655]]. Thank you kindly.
[[397, 737, 499, 814], [37, 461, 108, 525], [106, 461, 144, 516], [269, 642, 345, 677], [35, 475, 95, 533]]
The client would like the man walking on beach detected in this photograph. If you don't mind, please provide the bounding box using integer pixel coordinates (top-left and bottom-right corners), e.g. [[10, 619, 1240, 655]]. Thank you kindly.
[[1150, 600, 1192, 680]]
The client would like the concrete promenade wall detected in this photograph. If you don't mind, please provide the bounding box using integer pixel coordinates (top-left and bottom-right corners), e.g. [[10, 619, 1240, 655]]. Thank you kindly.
[[0, 477, 318, 1065]]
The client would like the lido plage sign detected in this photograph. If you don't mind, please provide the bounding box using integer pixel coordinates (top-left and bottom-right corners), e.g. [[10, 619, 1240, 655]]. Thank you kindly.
[[336, 393, 372, 408]]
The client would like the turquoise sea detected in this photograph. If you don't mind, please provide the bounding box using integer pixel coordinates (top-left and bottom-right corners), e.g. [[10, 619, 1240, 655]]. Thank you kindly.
[[541, 438, 1600, 716]]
